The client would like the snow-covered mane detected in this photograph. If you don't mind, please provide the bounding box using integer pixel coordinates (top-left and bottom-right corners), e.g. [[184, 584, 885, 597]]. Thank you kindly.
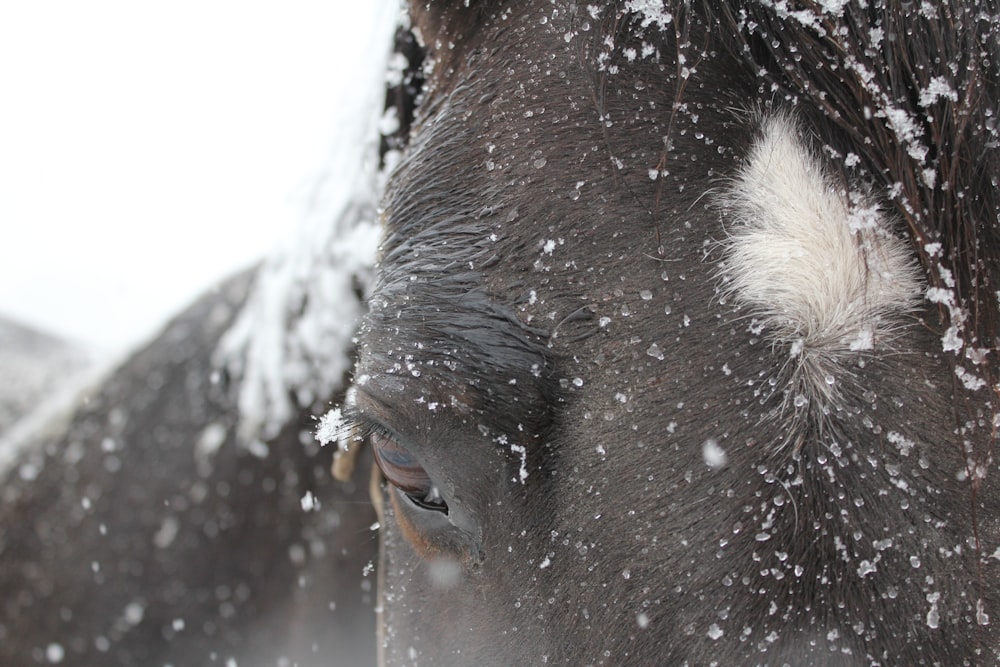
[[216, 5, 403, 443]]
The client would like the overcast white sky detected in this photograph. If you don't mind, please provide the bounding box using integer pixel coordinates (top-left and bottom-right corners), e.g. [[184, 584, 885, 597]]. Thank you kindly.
[[0, 1, 395, 352]]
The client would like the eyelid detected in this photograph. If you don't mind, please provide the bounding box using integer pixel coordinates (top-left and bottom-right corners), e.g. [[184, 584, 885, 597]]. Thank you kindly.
[[370, 429, 432, 496], [338, 403, 397, 444], [339, 392, 484, 564], [340, 402, 449, 513]]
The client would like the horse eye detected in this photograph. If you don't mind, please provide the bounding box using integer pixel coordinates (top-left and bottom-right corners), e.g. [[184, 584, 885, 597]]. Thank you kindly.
[[370, 430, 448, 513]]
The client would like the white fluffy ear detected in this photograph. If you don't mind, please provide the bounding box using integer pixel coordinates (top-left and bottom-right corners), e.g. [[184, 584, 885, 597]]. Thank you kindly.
[[717, 114, 922, 403]]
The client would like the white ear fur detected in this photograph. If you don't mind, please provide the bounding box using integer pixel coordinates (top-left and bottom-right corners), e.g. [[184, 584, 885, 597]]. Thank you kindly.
[[717, 114, 922, 403]]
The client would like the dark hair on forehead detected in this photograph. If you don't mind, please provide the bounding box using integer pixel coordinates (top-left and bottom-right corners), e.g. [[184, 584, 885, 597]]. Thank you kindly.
[[593, 0, 999, 435], [423, 0, 999, 355], [401, 0, 999, 438]]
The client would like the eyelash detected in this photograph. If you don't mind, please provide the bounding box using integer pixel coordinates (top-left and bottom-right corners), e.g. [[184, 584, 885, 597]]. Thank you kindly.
[[340, 407, 449, 514]]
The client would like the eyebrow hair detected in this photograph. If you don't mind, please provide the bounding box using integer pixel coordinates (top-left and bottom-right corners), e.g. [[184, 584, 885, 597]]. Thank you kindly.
[[358, 281, 560, 442]]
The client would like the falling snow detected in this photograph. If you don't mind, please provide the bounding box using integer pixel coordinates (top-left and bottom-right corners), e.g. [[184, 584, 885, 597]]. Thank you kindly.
[[301, 490, 320, 512]]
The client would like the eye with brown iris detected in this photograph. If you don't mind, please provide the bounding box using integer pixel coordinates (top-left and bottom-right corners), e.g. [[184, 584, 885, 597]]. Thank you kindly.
[[370, 430, 448, 513]]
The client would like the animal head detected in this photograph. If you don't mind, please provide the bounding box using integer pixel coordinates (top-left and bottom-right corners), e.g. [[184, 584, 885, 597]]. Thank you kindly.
[[338, 1, 1000, 663]]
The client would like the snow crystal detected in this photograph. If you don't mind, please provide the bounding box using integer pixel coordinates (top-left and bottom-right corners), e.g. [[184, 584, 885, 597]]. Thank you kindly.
[[919, 76, 959, 108], [926, 592, 941, 629], [848, 329, 874, 352], [625, 0, 673, 28], [926, 284, 967, 354], [511, 443, 529, 483], [955, 366, 987, 391], [761, 0, 824, 30], [846, 199, 882, 233], [637, 612, 650, 629], [940, 325, 964, 354], [315, 407, 344, 448], [707, 623, 724, 640], [926, 287, 953, 307], [646, 343, 665, 360], [940, 265, 958, 290], [816, 0, 849, 14], [702, 438, 728, 469], [883, 106, 929, 163], [887, 431, 915, 457], [977, 598, 990, 626]]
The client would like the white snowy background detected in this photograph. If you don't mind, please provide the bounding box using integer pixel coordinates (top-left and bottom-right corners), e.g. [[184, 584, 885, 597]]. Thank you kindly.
[[0, 0, 392, 354]]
